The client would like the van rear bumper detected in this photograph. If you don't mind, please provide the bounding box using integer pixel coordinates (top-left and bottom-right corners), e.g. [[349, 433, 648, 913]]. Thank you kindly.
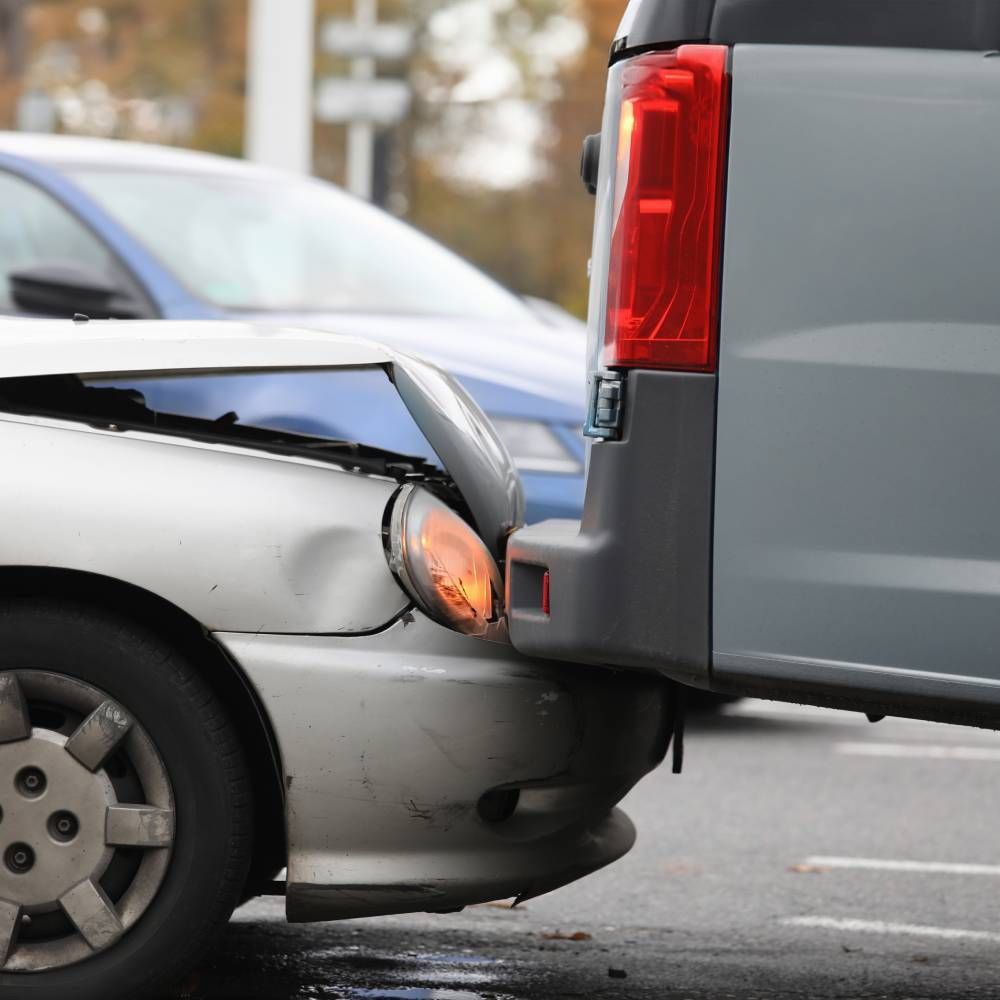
[[506, 369, 716, 681]]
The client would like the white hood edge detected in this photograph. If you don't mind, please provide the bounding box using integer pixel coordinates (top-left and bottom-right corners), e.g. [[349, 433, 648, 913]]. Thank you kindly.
[[0, 318, 525, 558]]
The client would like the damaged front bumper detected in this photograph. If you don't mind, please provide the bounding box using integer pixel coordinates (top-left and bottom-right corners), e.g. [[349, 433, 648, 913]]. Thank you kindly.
[[217, 611, 670, 922]]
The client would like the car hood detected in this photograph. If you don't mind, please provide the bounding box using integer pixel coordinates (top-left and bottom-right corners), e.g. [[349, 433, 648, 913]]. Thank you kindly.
[[0, 318, 524, 557], [230, 311, 588, 421]]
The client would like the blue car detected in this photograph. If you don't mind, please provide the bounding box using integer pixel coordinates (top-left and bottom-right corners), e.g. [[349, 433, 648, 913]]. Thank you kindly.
[[0, 133, 585, 522]]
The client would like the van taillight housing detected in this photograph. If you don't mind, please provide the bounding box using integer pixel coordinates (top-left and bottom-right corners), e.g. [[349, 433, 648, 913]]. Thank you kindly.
[[605, 45, 729, 372]]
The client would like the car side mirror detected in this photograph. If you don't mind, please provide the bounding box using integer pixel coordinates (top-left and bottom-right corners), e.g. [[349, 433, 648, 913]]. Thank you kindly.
[[8, 264, 146, 319], [580, 132, 601, 195]]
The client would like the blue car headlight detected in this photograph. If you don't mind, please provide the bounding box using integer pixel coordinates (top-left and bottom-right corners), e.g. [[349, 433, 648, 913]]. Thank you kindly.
[[489, 418, 582, 475]]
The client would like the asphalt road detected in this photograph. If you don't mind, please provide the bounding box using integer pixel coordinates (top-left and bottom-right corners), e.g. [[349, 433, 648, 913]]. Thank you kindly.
[[179, 700, 1000, 999]]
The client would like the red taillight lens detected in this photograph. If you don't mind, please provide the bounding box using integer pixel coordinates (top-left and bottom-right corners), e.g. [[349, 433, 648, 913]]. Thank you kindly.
[[605, 45, 729, 372]]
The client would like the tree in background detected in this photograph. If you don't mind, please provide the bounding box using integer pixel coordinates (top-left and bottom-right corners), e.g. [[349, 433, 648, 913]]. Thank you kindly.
[[0, 1, 244, 149], [404, 0, 619, 317], [0, 0, 29, 125]]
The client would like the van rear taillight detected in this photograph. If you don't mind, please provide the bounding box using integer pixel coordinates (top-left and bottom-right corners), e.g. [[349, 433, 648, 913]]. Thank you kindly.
[[604, 46, 729, 373]]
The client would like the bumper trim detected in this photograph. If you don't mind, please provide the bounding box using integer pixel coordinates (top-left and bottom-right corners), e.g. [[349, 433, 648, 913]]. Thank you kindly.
[[286, 809, 636, 921]]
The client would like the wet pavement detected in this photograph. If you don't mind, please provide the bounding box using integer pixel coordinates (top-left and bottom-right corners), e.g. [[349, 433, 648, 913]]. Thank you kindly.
[[175, 701, 1000, 999]]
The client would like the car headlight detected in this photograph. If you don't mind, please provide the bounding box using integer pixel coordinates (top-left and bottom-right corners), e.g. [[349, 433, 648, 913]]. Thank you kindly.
[[384, 484, 506, 639], [490, 418, 582, 475]]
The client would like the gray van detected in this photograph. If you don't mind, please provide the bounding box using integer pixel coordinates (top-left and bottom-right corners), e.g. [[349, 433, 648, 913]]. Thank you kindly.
[[506, 0, 1000, 729]]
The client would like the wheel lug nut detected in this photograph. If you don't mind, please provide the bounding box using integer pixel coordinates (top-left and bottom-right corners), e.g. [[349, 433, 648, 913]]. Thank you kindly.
[[5, 842, 35, 874], [49, 810, 79, 843], [16, 767, 47, 798]]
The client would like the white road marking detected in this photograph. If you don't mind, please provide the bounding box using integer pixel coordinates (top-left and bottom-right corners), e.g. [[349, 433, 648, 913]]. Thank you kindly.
[[724, 701, 863, 723], [727, 701, 1000, 742], [835, 741, 1000, 761], [782, 916, 1000, 943], [802, 856, 1000, 876]]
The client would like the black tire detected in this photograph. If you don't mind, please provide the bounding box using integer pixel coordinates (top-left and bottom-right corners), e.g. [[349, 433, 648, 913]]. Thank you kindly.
[[0, 598, 252, 1000]]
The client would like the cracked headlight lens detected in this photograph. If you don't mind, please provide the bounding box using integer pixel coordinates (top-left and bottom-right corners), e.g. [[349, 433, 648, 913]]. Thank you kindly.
[[385, 484, 504, 637], [490, 418, 582, 475]]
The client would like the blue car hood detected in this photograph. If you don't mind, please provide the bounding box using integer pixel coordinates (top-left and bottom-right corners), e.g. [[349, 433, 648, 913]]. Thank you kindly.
[[233, 311, 587, 424]]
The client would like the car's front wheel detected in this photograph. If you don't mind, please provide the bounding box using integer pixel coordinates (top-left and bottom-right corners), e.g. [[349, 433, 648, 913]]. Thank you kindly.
[[0, 600, 252, 1000]]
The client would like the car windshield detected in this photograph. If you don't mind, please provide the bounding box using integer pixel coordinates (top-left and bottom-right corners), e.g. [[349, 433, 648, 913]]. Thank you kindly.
[[65, 166, 534, 321]]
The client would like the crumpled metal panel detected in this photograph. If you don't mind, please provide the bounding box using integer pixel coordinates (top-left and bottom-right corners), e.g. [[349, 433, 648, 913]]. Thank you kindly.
[[0, 318, 523, 563]]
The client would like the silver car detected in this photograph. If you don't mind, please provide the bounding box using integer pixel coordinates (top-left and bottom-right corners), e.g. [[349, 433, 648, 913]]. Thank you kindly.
[[0, 318, 668, 1000]]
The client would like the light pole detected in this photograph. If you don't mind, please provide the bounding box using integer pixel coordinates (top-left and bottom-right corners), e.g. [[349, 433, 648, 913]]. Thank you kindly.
[[245, 0, 315, 174]]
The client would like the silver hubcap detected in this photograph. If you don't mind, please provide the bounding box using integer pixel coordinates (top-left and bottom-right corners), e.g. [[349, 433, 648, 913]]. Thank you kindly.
[[0, 671, 174, 973]]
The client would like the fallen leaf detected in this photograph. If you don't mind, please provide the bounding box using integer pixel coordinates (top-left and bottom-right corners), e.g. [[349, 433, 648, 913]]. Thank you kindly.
[[542, 931, 592, 941], [788, 864, 830, 874], [913, 954, 931, 964], [660, 861, 702, 876]]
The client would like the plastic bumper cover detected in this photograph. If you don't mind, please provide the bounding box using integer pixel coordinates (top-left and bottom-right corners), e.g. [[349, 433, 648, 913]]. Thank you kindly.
[[506, 370, 715, 681], [217, 612, 670, 922]]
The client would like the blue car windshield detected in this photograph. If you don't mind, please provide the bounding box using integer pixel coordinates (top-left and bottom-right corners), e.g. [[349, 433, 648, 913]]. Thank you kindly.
[[66, 166, 534, 322]]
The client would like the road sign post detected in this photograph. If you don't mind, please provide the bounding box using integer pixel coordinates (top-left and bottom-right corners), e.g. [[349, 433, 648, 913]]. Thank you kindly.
[[318, 5, 413, 201], [347, 0, 375, 200]]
